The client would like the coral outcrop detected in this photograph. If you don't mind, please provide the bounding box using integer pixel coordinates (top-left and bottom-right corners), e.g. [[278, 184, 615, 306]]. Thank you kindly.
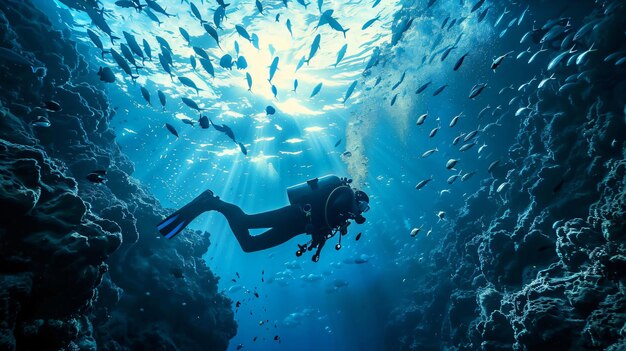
[[385, 1, 626, 350], [0, 1, 236, 350]]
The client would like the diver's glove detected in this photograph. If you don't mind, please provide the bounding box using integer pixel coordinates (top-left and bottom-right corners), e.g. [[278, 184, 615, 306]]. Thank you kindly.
[[354, 214, 366, 224], [310, 234, 326, 263]]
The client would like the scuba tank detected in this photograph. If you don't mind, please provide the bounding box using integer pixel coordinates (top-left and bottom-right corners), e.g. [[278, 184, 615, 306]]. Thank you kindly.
[[287, 175, 343, 209], [287, 175, 354, 262], [287, 175, 352, 230]]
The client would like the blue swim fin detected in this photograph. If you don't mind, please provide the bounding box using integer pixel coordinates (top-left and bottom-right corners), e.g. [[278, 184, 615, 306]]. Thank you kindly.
[[157, 212, 190, 239], [157, 190, 218, 239]]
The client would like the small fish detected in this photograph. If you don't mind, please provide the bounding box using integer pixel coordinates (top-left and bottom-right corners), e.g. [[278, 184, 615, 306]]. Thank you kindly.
[[190, 2, 207, 24], [517, 5, 529, 26], [305, 34, 322, 64], [471, 0, 485, 13], [362, 16, 379, 30], [268, 57, 279, 83], [453, 53, 468, 71], [432, 84, 448, 96], [449, 113, 462, 128], [203, 24, 222, 49], [86, 170, 107, 184], [235, 24, 252, 42], [496, 182, 509, 193], [487, 160, 500, 173], [516, 47, 531, 60], [447, 171, 463, 184], [469, 83, 487, 99], [576, 43, 597, 65], [343, 80, 358, 104], [181, 97, 205, 111], [477, 6, 490, 23], [478, 105, 491, 119], [355, 232, 362, 241], [251, 34, 260, 50], [390, 94, 398, 106], [271, 84, 278, 99], [446, 159, 458, 169], [463, 126, 480, 142], [429, 126, 440, 138], [220, 54, 234, 69], [87, 29, 109, 58], [410, 225, 423, 237], [210, 119, 236, 141], [295, 56, 306, 72], [528, 46, 548, 64], [334, 139, 342, 147], [415, 81, 432, 94], [199, 58, 215, 77], [334, 44, 348, 67], [452, 133, 465, 145], [199, 116, 210, 129], [165, 123, 179, 138], [182, 119, 195, 127], [178, 76, 202, 94], [266, 105, 276, 115], [43, 100, 61, 112], [459, 141, 477, 152], [146, 0, 175, 17], [31, 116, 51, 128], [157, 90, 166, 109], [391, 72, 406, 91], [236, 56, 248, 70], [213, 6, 226, 29], [286, 19, 294, 37], [441, 46, 456, 62], [416, 113, 428, 125], [437, 211, 446, 221], [97, 67, 116, 83], [255, 0, 264, 14], [239, 142, 248, 155], [494, 7, 509, 28], [538, 73, 556, 89], [310, 82, 323, 98], [293, 79, 298, 92], [441, 16, 450, 29], [140, 86, 151, 104], [491, 51, 514, 71], [415, 176, 433, 190], [421, 148, 438, 158], [142, 39, 152, 60], [461, 171, 477, 181]]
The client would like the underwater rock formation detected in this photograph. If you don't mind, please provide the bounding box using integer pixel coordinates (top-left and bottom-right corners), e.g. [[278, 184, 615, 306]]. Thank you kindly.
[[386, 1, 626, 350], [0, 1, 235, 350]]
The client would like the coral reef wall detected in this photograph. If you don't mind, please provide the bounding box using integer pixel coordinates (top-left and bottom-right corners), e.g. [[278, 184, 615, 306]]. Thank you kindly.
[[385, 2, 626, 351], [0, 1, 235, 350]]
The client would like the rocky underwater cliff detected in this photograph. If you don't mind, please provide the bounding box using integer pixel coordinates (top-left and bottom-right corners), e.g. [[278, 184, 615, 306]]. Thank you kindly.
[[384, 1, 626, 350], [0, 1, 236, 350]]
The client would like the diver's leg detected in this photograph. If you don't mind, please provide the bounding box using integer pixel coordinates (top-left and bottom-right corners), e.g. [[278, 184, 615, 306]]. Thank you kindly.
[[233, 227, 303, 252], [215, 202, 306, 252], [157, 190, 221, 239]]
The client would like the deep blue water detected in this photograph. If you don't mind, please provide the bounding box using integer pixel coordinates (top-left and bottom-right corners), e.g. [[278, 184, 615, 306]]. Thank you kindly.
[[27, 0, 623, 349]]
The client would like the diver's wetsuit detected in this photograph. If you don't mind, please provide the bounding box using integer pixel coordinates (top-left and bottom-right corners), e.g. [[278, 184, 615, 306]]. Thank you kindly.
[[215, 202, 307, 252], [220, 177, 357, 252], [157, 175, 361, 255]]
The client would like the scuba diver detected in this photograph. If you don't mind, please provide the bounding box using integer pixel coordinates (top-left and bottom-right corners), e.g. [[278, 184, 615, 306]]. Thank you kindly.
[[157, 175, 370, 262]]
